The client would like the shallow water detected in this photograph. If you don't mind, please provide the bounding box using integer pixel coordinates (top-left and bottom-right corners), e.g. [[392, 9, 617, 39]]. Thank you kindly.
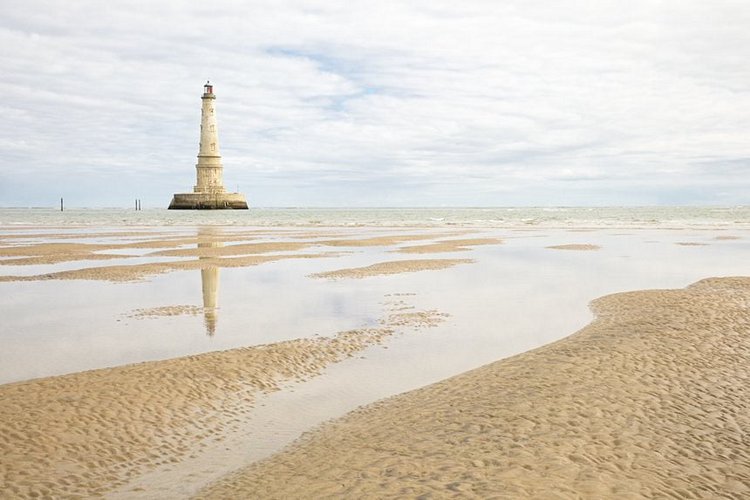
[[1, 226, 748, 385], [2, 221, 749, 497], [0, 225, 750, 383]]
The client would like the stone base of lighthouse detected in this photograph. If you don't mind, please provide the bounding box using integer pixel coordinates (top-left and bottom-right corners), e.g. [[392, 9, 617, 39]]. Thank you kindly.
[[168, 192, 248, 209]]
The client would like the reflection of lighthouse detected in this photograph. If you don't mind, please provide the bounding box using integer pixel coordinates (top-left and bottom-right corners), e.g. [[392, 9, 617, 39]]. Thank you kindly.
[[201, 266, 219, 336], [198, 229, 222, 336]]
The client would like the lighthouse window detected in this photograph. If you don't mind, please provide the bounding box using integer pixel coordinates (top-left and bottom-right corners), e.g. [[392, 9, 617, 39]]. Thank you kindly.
[[210, 108, 214, 114], [210, 124, 215, 132], [210, 143, 216, 151]]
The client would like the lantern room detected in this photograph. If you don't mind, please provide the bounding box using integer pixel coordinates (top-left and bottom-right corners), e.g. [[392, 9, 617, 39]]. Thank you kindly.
[[203, 81, 213, 95]]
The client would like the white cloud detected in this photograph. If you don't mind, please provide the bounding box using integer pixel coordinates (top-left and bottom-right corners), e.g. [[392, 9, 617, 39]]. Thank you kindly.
[[1, 0, 748, 206]]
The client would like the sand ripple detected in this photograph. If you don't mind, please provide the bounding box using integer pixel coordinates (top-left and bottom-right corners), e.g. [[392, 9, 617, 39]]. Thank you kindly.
[[197, 276, 750, 499], [0, 300, 448, 498]]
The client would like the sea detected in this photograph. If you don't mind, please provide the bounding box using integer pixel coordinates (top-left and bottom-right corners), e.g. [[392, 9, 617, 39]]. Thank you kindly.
[[1, 206, 749, 228]]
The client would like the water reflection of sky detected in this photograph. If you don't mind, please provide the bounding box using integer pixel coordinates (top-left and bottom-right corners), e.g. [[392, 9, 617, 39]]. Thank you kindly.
[[3, 226, 750, 490], [0, 228, 748, 389], [211, 228, 750, 469]]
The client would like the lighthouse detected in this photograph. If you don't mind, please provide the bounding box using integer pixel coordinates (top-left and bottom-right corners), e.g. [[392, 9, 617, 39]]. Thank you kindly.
[[168, 82, 248, 209]]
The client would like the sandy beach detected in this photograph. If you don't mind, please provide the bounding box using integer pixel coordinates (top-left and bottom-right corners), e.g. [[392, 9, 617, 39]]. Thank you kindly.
[[0, 296, 447, 498], [198, 277, 750, 499], [1, 221, 749, 498]]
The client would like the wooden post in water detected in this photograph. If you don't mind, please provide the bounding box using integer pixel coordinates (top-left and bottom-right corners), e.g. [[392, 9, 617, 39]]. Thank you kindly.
[[60, 198, 64, 212]]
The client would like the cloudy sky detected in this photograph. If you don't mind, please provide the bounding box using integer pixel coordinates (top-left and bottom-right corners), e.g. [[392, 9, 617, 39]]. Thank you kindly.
[[2, 0, 748, 207]]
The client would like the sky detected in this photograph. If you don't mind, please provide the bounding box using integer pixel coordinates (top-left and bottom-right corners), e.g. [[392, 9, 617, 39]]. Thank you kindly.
[[1, 0, 748, 207]]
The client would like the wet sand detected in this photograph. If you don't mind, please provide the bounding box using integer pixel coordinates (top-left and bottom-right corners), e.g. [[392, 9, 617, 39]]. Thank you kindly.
[[547, 243, 601, 251], [197, 277, 750, 499], [395, 237, 503, 254], [310, 258, 474, 279], [0, 229, 471, 281], [0, 253, 338, 282], [2, 226, 749, 498], [0, 298, 447, 498]]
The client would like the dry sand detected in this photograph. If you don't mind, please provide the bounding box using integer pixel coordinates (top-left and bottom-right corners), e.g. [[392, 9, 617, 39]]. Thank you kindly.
[[310, 259, 474, 279], [0, 230, 174, 241], [0, 242, 123, 257], [0, 229, 479, 280], [0, 235, 297, 262], [0, 253, 336, 283], [197, 277, 750, 499], [0, 252, 132, 266], [0, 299, 448, 499], [316, 233, 464, 247], [395, 238, 503, 254], [149, 241, 311, 257]]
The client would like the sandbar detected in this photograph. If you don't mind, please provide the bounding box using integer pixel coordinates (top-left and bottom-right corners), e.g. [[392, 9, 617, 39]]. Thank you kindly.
[[317, 232, 470, 247], [197, 277, 750, 499], [310, 258, 474, 279], [0, 299, 447, 498], [0, 253, 336, 282], [395, 238, 503, 254]]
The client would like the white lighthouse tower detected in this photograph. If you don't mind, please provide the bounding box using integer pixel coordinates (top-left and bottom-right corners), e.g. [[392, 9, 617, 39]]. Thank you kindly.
[[169, 82, 248, 209]]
